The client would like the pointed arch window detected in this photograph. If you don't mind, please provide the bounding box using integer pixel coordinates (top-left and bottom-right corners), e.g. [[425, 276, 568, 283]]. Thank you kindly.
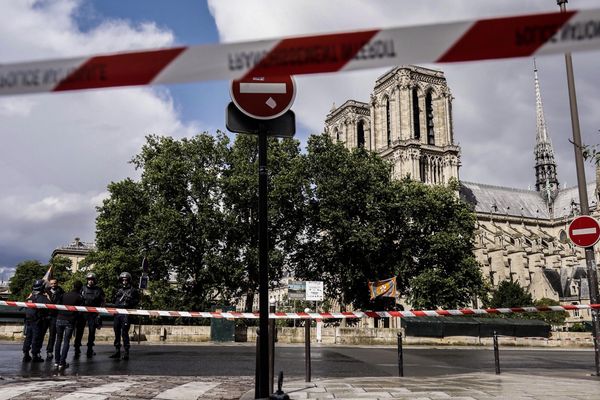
[[412, 88, 420, 140], [357, 120, 365, 148], [385, 98, 391, 147], [335, 128, 340, 142], [426, 90, 435, 145], [419, 156, 426, 183]]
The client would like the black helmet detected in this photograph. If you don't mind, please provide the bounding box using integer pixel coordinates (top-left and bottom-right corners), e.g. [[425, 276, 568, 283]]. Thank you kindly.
[[86, 272, 96, 280], [119, 272, 132, 281], [32, 279, 45, 291]]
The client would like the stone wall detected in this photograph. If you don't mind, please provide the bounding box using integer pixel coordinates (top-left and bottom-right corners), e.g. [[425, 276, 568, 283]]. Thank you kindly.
[[1, 323, 592, 347]]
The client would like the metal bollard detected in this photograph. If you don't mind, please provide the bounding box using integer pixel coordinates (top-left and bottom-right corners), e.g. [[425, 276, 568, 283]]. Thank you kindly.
[[305, 313, 311, 382], [493, 331, 500, 375], [397, 331, 404, 377], [269, 301, 276, 394], [255, 328, 261, 399]]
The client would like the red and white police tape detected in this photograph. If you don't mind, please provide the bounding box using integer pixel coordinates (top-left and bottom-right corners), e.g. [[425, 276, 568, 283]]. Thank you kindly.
[[1, 300, 598, 319], [1, 8, 600, 96]]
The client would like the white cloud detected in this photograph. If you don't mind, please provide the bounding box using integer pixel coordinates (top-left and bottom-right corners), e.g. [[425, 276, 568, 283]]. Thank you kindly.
[[0, 0, 195, 267], [209, 0, 600, 190]]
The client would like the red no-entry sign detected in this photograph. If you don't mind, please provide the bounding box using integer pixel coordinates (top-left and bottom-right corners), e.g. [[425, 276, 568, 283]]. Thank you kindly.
[[230, 75, 296, 120], [568, 215, 600, 247]]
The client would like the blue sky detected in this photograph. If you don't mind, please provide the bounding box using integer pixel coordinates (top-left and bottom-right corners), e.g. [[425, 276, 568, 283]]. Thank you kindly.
[[1, 0, 599, 278], [81, 0, 230, 134]]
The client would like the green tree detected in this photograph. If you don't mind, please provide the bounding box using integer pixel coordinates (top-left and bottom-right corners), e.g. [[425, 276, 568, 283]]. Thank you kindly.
[[8, 260, 46, 300], [292, 134, 485, 310], [486, 280, 534, 309], [220, 134, 305, 311], [389, 178, 485, 309], [92, 133, 230, 310], [8, 257, 72, 300], [532, 297, 568, 326]]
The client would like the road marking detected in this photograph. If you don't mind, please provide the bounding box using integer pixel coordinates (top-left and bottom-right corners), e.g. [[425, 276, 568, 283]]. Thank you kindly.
[[240, 82, 286, 94], [55, 382, 134, 399], [153, 382, 220, 400], [0, 381, 75, 400], [572, 228, 597, 235]]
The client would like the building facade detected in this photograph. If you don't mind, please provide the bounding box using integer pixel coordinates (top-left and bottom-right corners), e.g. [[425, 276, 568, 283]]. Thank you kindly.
[[51, 237, 95, 273], [324, 64, 598, 324], [325, 66, 460, 184]]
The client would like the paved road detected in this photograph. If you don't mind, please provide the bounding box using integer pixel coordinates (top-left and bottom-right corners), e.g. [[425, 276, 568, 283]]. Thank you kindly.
[[1, 342, 598, 381]]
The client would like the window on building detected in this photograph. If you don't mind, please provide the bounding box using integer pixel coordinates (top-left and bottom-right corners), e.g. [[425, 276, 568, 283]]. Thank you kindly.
[[357, 120, 365, 148], [385, 98, 391, 147], [335, 128, 340, 142], [412, 88, 420, 140], [426, 90, 435, 145], [419, 157, 426, 183]]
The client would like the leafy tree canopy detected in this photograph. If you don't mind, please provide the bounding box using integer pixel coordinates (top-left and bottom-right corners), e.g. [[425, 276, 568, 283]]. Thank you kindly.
[[9, 256, 71, 300], [291, 134, 485, 310], [91, 132, 485, 312]]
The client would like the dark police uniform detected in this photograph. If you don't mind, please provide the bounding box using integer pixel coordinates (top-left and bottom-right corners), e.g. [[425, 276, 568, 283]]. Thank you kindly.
[[73, 283, 105, 358], [111, 283, 139, 359], [23, 288, 50, 362]]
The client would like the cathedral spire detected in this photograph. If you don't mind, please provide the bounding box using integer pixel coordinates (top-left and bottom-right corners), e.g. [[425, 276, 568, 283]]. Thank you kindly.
[[533, 59, 559, 203]]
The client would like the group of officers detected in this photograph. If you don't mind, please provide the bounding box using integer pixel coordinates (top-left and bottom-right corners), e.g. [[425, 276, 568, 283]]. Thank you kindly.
[[22, 271, 140, 371]]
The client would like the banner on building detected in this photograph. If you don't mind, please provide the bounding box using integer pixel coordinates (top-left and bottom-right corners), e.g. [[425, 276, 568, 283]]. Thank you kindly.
[[368, 277, 397, 300]]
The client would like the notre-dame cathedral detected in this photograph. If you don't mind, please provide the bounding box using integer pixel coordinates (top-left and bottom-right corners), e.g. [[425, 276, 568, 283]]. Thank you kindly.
[[324, 64, 598, 323]]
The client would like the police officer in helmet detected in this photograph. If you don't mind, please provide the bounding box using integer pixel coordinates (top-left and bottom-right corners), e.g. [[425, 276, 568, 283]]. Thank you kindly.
[[74, 272, 105, 358], [110, 271, 139, 360], [22, 279, 50, 362]]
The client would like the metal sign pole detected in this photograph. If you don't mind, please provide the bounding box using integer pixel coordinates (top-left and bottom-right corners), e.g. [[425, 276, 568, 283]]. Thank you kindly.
[[558, 0, 600, 377], [258, 128, 270, 398]]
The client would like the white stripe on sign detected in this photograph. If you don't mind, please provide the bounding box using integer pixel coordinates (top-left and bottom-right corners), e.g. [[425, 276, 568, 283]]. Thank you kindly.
[[153, 382, 219, 400], [573, 228, 597, 235], [0, 381, 76, 400], [240, 82, 287, 94], [55, 382, 134, 399]]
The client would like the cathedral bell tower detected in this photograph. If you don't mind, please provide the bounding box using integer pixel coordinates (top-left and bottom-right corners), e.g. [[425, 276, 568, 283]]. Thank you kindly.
[[324, 66, 460, 185], [533, 60, 559, 203]]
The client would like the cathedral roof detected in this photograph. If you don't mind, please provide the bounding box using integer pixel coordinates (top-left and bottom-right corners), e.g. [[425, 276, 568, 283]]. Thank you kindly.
[[459, 182, 550, 219], [459, 181, 597, 221]]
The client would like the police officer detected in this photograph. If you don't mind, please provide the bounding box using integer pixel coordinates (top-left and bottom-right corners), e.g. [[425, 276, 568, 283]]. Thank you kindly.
[[44, 278, 64, 361], [74, 272, 105, 358], [22, 279, 50, 362], [109, 272, 139, 360]]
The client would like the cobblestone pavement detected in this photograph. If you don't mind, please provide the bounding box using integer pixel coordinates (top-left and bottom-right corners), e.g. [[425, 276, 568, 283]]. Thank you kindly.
[[0, 375, 253, 399], [267, 373, 600, 400]]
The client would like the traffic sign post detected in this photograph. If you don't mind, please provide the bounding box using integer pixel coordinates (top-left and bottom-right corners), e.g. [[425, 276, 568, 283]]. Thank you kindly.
[[230, 75, 296, 120], [228, 75, 296, 399], [568, 216, 600, 248]]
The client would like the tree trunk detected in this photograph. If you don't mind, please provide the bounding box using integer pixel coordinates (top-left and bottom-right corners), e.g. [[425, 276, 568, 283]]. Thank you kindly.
[[245, 289, 255, 313]]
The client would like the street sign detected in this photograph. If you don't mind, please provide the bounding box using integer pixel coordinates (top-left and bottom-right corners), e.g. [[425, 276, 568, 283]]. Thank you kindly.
[[305, 281, 324, 301], [287, 281, 306, 300], [226, 102, 295, 137], [568, 215, 600, 247], [230, 75, 296, 120]]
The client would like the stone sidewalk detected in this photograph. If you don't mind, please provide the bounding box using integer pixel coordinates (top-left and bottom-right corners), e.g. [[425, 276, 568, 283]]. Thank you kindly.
[[0, 375, 253, 399], [2, 373, 599, 399], [262, 373, 600, 400]]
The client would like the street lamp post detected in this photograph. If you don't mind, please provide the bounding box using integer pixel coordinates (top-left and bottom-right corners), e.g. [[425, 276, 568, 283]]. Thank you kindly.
[[557, 0, 600, 377]]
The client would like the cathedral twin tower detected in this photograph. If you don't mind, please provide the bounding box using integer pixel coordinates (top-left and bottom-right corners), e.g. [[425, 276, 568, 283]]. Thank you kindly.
[[325, 66, 460, 185]]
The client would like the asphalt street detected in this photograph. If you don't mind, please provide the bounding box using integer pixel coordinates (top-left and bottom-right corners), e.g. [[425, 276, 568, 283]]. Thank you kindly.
[[2, 342, 599, 382]]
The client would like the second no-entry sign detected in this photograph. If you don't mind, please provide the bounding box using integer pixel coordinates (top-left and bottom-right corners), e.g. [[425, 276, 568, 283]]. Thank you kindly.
[[568, 215, 600, 248], [230, 75, 296, 120]]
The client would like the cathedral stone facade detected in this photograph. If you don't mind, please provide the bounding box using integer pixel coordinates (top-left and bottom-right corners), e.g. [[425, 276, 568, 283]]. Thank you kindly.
[[325, 66, 459, 184], [324, 64, 599, 324]]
